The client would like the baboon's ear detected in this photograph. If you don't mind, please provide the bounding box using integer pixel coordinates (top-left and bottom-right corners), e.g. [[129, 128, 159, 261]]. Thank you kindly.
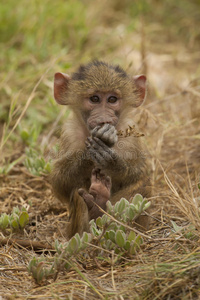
[[133, 75, 147, 107], [54, 72, 71, 105]]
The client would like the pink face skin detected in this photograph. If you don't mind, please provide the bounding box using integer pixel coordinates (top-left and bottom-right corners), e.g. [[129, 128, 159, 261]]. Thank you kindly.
[[82, 91, 122, 130]]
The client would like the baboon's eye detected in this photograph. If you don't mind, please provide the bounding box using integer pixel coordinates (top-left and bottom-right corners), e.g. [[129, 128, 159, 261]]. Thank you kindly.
[[90, 95, 100, 103], [108, 96, 118, 103]]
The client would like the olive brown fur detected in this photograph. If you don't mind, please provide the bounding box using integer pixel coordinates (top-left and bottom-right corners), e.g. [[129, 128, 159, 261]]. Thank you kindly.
[[51, 60, 152, 238]]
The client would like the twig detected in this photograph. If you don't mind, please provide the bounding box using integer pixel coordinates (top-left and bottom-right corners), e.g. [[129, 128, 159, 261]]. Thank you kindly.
[[0, 266, 27, 272], [0, 238, 54, 251]]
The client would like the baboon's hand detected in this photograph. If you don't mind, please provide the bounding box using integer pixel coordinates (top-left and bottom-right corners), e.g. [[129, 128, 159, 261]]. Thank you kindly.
[[86, 136, 118, 168], [91, 124, 118, 147]]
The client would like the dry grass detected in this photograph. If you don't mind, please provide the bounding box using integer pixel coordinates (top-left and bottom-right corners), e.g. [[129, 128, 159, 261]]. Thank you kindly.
[[0, 0, 200, 299]]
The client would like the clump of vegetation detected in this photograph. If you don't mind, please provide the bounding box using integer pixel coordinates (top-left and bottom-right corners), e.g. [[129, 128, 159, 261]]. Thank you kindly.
[[0, 207, 29, 232], [19, 125, 42, 147], [28, 194, 150, 284], [24, 148, 51, 176], [91, 194, 150, 254], [0, 156, 24, 175]]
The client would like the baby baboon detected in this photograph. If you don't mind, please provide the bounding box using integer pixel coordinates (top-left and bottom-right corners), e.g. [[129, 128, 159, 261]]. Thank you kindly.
[[51, 61, 151, 238]]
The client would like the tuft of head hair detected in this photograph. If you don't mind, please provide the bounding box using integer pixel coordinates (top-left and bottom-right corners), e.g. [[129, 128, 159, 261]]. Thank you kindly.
[[69, 60, 134, 97], [72, 60, 127, 81]]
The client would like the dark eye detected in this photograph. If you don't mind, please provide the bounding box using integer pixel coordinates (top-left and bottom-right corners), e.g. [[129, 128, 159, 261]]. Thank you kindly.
[[90, 95, 100, 103], [108, 96, 118, 103]]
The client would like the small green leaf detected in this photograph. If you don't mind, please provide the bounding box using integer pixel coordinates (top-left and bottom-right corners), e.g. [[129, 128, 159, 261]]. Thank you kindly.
[[3, 156, 24, 174], [128, 231, 136, 242], [127, 207, 135, 220], [115, 230, 126, 248], [171, 220, 183, 233], [82, 232, 89, 243], [129, 242, 136, 255], [35, 158, 43, 169], [68, 236, 79, 253], [121, 198, 129, 206], [44, 162, 51, 173], [11, 218, 19, 230], [124, 240, 131, 251], [96, 217, 102, 227], [89, 219, 96, 227], [119, 225, 125, 232], [30, 266, 37, 278], [28, 257, 37, 272], [81, 232, 92, 250], [114, 202, 119, 213], [87, 233, 93, 243], [138, 199, 150, 213], [128, 235, 142, 254], [105, 239, 114, 250], [135, 235, 142, 246], [19, 211, 29, 228], [20, 129, 30, 141], [108, 230, 115, 243], [101, 214, 108, 225], [90, 225, 100, 237], [106, 200, 113, 213], [122, 214, 128, 222], [143, 201, 151, 210], [1, 213, 9, 229], [117, 198, 126, 214], [114, 248, 121, 254], [184, 232, 194, 239], [105, 231, 109, 240], [132, 194, 143, 206], [36, 263, 45, 284], [129, 203, 137, 212], [13, 207, 20, 215], [74, 233, 81, 248], [55, 240, 61, 253]]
